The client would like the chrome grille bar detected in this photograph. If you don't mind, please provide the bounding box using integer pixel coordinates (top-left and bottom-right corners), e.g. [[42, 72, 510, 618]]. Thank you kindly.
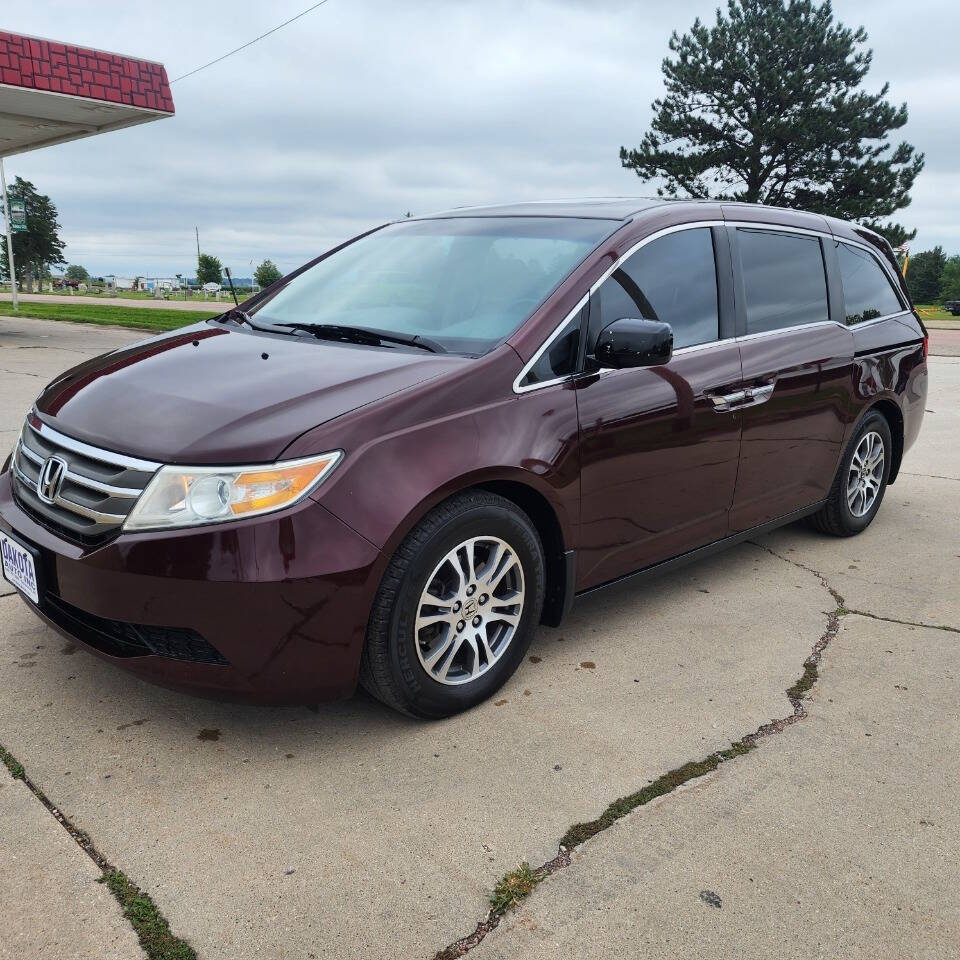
[[11, 416, 160, 542]]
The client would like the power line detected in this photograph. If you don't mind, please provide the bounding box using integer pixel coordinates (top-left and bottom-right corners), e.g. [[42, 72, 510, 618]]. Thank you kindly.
[[170, 0, 333, 83]]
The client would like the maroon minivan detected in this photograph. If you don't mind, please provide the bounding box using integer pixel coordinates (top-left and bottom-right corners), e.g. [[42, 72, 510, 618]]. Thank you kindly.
[[0, 199, 928, 717]]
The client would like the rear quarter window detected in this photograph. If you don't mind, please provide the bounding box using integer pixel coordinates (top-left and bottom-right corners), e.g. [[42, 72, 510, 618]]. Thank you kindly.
[[836, 242, 904, 324]]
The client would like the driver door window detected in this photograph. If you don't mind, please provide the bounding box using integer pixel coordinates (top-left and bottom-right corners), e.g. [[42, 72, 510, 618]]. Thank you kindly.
[[589, 228, 720, 352]]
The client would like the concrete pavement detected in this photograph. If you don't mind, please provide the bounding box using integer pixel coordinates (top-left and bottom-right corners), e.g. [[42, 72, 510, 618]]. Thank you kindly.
[[474, 616, 960, 960], [0, 315, 957, 958], [0, 768, 144, 960]]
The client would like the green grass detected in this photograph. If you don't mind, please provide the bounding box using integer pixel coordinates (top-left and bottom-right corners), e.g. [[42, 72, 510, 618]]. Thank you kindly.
[[915, 304, 960, 325], [100, 870, 197, 960], [0, 301, 219, 332]]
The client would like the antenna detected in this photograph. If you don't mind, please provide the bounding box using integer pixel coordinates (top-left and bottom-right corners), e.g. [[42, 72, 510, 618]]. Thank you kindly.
[[224, 266, 239, 307]]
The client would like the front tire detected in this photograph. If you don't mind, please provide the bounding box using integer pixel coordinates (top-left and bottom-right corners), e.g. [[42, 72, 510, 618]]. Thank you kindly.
[[360, 490, 545, 718], [809, 411, 892, 537]]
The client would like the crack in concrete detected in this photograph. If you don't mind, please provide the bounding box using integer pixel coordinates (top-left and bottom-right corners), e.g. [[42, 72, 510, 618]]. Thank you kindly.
[[0, 740, 197, 959], [845, 609, 959, 634], [900, 471, 960, 482], [431, 543, 846, 960], [752, 543, 960, 634]]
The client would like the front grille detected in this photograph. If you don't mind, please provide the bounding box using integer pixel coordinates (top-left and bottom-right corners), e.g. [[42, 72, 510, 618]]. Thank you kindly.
[[11, 418, 158, 545], [40, 594, 229, 664]]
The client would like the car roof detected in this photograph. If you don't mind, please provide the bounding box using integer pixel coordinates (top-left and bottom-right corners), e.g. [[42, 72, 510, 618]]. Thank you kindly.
[[410, 198, 890, 255], [415, 197, 680, 221]]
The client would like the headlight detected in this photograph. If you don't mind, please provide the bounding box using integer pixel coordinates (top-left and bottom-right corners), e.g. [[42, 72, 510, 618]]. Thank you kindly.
[[123, 451, 342, 531]]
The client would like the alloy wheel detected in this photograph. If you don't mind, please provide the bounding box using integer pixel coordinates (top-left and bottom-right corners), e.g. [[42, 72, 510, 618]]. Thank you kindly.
[[846, 430, 885, 518], [414, 536, 525, 685]]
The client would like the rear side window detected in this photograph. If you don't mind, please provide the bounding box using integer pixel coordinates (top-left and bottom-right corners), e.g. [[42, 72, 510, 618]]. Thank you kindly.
[[589, 227, 719, 351], [738, 230, 828, 334], [836, 242, 903, 324]]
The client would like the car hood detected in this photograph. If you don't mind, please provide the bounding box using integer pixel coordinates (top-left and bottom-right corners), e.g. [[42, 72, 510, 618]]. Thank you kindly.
[[34, 323, 468, 463]]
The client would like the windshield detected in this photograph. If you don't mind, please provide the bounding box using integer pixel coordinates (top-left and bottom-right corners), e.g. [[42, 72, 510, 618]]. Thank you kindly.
[[250, 217, 615, 355]]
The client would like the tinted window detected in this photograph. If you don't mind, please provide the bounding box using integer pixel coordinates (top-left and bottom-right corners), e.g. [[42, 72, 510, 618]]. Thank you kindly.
[[253, 217, 614, 356], [738, 230, 828, 334], [521, 306, 584, 386], [589, 228, 719, 351], [836, 242, 903, 324]]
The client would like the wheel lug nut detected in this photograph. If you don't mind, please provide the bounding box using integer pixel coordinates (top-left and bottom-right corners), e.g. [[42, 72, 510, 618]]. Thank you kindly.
[[472, 616, 482, 627], [466, 585, 476, 596], [456, 620, 465, 632], [479, 594, 487, 605], [453, 601, 461, 612]]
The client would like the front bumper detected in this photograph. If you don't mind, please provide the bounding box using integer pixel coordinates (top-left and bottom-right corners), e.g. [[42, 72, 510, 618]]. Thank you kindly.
[[0, 470, 383, 703]]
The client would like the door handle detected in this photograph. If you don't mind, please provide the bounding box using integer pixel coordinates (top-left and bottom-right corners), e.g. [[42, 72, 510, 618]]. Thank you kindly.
[[709, 389, 747, 411], [741, 382, 775, 406], [708, 382, 776, 411]]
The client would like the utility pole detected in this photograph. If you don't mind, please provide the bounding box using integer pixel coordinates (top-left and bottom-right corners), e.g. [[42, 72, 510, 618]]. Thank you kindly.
[[195, 226, 200, 261], [0, 158, 18, 311]]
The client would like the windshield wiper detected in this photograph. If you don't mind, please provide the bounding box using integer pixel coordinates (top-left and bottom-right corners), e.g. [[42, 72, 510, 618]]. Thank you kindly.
[[216, 308, 278, 333], [280, 322, 446, 354]]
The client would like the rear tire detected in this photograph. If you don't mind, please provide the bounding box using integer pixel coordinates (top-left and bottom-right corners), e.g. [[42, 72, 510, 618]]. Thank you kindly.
[[808, 410, 892, 537], [360, 490, 545, 718]]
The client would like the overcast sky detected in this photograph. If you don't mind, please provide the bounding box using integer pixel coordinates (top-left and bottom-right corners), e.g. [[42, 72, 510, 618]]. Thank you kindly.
[[6, 0, 959, 277]]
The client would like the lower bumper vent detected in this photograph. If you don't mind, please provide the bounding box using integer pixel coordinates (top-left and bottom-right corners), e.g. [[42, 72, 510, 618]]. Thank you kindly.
[[40, 595, 229, 665]]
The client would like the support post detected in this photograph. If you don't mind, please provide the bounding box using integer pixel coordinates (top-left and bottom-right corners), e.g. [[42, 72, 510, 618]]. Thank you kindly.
[[0, 157, 18, 311]]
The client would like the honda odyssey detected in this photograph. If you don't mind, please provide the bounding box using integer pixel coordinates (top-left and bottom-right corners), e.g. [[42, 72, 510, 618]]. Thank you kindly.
[[0, 199, 928, 717]]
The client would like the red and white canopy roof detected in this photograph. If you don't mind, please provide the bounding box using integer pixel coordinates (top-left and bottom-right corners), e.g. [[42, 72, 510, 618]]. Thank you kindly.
[[0, 30, 174, 157]]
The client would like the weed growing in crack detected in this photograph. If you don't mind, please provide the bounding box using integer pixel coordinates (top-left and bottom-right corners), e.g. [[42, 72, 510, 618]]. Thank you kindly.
[[786, 660, 820, 703], [0, 741, 25, 780], [0, 740, 196, 960], [490, 862, 538, 912], [100, 870, 197, 960], [560, 742, 755, 849]]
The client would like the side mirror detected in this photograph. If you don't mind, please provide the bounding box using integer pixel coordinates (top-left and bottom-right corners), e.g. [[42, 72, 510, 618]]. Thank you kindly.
[[594, 318, 673, 369]]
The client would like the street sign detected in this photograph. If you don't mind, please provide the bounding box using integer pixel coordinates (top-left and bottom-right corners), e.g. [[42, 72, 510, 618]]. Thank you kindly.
[[8, 198, 26, 232]]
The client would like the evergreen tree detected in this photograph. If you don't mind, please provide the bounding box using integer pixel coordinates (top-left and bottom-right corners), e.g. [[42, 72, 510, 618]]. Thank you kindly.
[[905, 247, 945, 304], [621, 0, 924, 239], [1, 177, 67, 292]]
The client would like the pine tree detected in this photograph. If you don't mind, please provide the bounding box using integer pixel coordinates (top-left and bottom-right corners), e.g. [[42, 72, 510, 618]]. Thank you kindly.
[[905, 247, 945, 304], [620, 0, 924, 239], [1, 177, 67, 292]]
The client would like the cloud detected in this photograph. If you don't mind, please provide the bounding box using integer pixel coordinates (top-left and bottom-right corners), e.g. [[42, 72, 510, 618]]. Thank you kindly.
[[5, 0, 957, 276]]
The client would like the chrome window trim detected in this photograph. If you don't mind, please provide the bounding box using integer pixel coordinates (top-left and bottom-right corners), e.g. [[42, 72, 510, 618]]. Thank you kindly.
[[512, 218, 913, 395], [729, 221, 907, 311], [734, 309, 914, 344], [28, 418, 161, 473], [512, 292, 590, 394], [513, 221, 725, 394]]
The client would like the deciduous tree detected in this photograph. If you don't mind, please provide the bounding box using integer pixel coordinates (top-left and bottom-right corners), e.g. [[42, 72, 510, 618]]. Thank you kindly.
[[64, 264, 89, 283], [196, 253, 223, 286], [254, 259, 282, 288], [939, 256, 960, 303]]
